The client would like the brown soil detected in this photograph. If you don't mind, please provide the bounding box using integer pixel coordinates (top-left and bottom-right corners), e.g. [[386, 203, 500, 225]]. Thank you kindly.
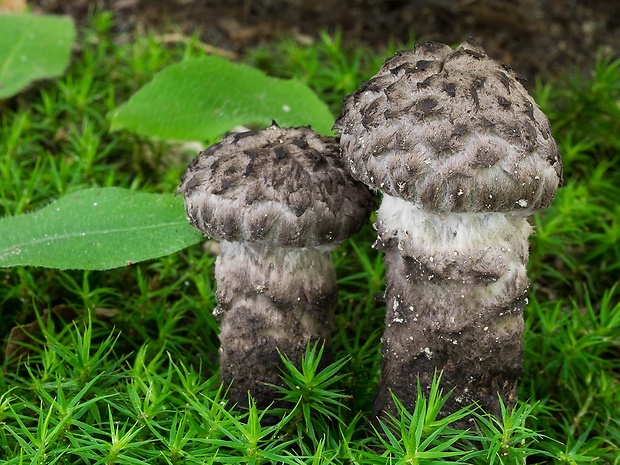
[[33, 0, 620, 85]]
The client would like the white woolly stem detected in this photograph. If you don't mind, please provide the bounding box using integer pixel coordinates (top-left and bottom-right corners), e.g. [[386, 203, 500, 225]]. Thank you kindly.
[[373, 195, 532, 421], [214, 241, 337, 409]]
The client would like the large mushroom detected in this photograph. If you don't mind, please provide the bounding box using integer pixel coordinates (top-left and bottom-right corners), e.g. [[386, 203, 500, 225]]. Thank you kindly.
[[178, 123, 372, 409], [334, 39, 562, 421]]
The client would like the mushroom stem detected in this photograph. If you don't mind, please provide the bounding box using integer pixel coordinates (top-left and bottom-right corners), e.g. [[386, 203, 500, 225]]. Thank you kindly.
[[214, 240, 337, 409], [373, 195, 532, 421]]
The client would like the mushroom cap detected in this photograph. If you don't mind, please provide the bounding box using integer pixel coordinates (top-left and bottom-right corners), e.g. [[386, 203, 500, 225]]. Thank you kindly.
[[178, 124, 373, 247], [334, 39, 563, 214]]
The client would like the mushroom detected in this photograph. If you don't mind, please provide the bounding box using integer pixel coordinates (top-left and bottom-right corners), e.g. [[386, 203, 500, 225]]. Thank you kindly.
[[178, 123, 373, 409], [334, 39, 562, 422]]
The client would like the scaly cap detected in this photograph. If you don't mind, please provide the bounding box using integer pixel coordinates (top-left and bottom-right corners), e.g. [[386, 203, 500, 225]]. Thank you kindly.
[[334, 39, 562, 214], [178, 123, 373, 247]]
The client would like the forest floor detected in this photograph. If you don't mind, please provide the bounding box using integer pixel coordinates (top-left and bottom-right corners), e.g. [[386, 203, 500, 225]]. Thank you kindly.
[[33, 0, 620, 85]]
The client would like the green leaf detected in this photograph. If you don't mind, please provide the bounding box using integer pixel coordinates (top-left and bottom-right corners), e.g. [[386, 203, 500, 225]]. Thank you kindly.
[[0, 14, 76, 99], [109, 56, 334, 140], [0, 187, 203, 270]]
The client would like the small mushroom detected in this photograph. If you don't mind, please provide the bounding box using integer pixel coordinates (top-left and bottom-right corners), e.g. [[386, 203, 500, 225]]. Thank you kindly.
[[178, 123, 372, 409], [334, 39, 562, 422]]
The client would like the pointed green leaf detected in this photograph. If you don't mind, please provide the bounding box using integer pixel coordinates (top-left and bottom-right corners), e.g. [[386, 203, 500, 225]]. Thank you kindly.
[[0, 14, 76, 99], [0, 187, 203, 270], [109, 56, 334, 140]]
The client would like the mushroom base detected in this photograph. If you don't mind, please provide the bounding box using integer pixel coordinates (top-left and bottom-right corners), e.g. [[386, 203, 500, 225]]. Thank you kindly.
[[214, 241, 338, 410], [374, 197, 532, 425]]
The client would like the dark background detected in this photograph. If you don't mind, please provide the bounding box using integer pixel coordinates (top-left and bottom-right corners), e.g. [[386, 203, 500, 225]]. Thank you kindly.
[[33, 0, 620, 84]]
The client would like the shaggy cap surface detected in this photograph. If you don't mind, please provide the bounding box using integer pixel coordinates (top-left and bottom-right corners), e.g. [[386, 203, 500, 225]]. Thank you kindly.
[[178, 123, 373, 247], [334, 39, 563, 214]]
